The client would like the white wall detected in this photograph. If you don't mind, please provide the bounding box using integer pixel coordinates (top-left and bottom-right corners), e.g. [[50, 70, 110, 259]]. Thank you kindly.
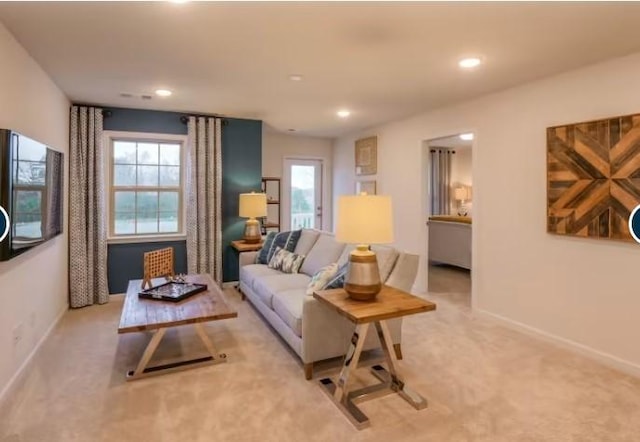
[[262, 128, 333, 231], [0, 23, 70, 400], [333, 51, 640, 375]]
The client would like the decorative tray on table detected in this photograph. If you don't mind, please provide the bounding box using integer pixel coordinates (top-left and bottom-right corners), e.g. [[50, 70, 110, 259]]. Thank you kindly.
[[138, 281, 208, 302]]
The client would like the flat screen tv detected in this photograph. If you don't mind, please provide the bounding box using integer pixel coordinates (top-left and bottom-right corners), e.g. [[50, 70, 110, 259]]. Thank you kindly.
[[0, 129, 63, 261]]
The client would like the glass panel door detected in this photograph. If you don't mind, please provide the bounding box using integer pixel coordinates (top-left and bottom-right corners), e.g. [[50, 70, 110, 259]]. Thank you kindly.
[[288, 159, 322, 230]]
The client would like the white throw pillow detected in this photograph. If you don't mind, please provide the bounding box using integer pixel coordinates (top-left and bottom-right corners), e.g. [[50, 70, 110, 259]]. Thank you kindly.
[[268, 246, 305, 274], [305, 263, 338, 295]]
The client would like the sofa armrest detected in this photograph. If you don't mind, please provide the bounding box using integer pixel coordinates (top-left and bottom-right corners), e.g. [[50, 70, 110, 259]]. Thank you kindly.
[[385, 252, 419, 293], [239, 251, 259, 267]]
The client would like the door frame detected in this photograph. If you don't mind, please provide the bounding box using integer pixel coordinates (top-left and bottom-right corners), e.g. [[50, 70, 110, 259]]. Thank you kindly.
[[282, 156, 331, 232], [421, 133, 477, 309]]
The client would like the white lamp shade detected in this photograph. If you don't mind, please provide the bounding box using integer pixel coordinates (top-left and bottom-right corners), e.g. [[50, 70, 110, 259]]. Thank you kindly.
[[239, 192, 267, 218], [454, 187, 469, 201], [336, 194, 394, 244]]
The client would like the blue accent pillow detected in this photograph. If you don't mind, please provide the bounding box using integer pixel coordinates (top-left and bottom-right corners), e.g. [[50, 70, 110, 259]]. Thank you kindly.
[[324, 262, 349, 289], [256, 230, 302, 265]]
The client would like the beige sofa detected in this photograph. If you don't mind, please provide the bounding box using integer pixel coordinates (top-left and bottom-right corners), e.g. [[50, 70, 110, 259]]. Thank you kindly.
[[238, 229, 419, 379]]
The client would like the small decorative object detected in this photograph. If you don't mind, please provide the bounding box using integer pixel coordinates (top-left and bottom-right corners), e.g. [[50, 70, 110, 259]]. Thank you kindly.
[[336, 193, 393, 301], [454, 187, 470, 216], [355, 180, 377, 195], [168, 273, 187, 283], [355, 136, 377, 176], [142, 247, 174, 289], [138, 281, 208, 302], [547, 113, 640, 241], [239, 192, 267, 244]]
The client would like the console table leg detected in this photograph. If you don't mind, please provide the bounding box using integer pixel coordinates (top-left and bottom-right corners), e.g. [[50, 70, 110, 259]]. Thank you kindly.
[[334, 323, 369, 403], [375, 321, 428, 410]]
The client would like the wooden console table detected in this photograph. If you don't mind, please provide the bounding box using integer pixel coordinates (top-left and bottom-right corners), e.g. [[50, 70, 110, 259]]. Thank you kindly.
[[118, 274, 237, 381], [313, 286, 436, 429]]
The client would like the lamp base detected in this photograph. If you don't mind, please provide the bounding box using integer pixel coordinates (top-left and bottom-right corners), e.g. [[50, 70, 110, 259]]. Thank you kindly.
[[243, 218, 262, 244], [344, 245, 381, 302]]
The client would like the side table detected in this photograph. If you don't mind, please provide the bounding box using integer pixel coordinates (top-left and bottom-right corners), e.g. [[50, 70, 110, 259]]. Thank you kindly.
[[231, 240, 263, 299], [231, 239, 263, 253], [313, 286, 436, 430]]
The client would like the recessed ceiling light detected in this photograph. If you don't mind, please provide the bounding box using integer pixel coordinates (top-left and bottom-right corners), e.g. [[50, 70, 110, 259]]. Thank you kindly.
[[155, 89, 172, 97], [169, 0, 189, 4], [289, 74, 303, 81], [459, 133, 474, 141], [337, 110, 350, 118], [458, 57, 482, 69]]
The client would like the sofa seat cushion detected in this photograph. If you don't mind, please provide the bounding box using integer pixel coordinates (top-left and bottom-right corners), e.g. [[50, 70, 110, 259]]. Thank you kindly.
[[272, 289, 305, 337], [252, 273, 312, 309], [300, 233, 346, 277], [240, 264, 281, 290]]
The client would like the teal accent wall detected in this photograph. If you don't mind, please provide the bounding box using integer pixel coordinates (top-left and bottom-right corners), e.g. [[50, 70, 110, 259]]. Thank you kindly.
[[95, 106, 262, 292], [221, 118, 262, 282]]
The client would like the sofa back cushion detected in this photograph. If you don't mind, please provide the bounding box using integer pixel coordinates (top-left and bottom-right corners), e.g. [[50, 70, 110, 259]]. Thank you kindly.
[[300, 233, 346, 276], [256, 230, 302, 264], [294, 229, 320, 256]]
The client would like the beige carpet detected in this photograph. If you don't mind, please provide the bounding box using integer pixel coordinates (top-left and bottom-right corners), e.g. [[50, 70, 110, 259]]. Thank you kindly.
[[2, 265, 640, 442]]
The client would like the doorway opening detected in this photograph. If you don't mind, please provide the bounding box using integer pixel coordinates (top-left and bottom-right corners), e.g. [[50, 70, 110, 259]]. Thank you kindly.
[[422, 133, 473, 305]]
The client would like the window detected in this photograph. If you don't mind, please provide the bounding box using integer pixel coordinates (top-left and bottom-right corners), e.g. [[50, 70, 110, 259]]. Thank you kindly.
[[13, 137, 47, 240], [109, 138, 184, 238]]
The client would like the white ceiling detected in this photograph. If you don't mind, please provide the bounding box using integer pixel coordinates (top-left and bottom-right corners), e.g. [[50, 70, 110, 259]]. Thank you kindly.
[[2, 2, 640, 138]]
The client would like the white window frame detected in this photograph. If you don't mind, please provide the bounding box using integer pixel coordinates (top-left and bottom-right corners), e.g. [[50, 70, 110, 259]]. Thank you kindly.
[[104, 131, 188, 244]]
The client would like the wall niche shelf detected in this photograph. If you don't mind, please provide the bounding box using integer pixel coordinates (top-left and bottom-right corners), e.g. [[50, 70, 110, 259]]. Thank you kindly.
[[261, 177, 281, 234]]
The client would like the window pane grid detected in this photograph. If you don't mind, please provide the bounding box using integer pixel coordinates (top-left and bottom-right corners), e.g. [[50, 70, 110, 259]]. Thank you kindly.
[[111, 139, 182, 237]]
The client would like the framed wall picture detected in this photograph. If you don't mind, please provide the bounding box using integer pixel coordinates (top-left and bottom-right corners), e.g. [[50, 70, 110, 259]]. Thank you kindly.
[[355, 180, 377, 195], [355, 136, 377, 175], [547, 112, 640, 241]]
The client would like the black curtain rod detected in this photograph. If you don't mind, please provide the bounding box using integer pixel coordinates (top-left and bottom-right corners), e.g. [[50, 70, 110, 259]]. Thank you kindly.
[[98, 108, 227, 125], [180, 115, 228, 125], [430, 148, 456, 153]]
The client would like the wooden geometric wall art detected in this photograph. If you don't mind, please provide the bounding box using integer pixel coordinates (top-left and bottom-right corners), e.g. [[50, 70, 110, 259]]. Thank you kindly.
[[547, 113, 640, 241], [355, 136, 377, 176]]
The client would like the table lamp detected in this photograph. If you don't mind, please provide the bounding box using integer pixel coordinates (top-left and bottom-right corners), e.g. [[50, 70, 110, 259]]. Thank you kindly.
[[454, 187, 470, 216], [239, 192, 267, 244], [336, 193, 394, 301]]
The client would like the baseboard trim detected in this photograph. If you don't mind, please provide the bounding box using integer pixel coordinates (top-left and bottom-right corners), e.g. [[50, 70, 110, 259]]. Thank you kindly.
[[0, 304, 68, 406], [477, 308, 640, 378]]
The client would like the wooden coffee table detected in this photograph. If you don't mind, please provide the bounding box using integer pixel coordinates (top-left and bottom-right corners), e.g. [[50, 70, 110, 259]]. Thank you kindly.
[[314, 286, 436, 429], [118, 274, 237, 381]]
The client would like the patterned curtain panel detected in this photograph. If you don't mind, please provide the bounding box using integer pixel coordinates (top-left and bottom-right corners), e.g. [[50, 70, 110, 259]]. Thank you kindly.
[[69, 106, 109, 308], [429, 148, 453, 215], [186, 116, 223, 284]]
